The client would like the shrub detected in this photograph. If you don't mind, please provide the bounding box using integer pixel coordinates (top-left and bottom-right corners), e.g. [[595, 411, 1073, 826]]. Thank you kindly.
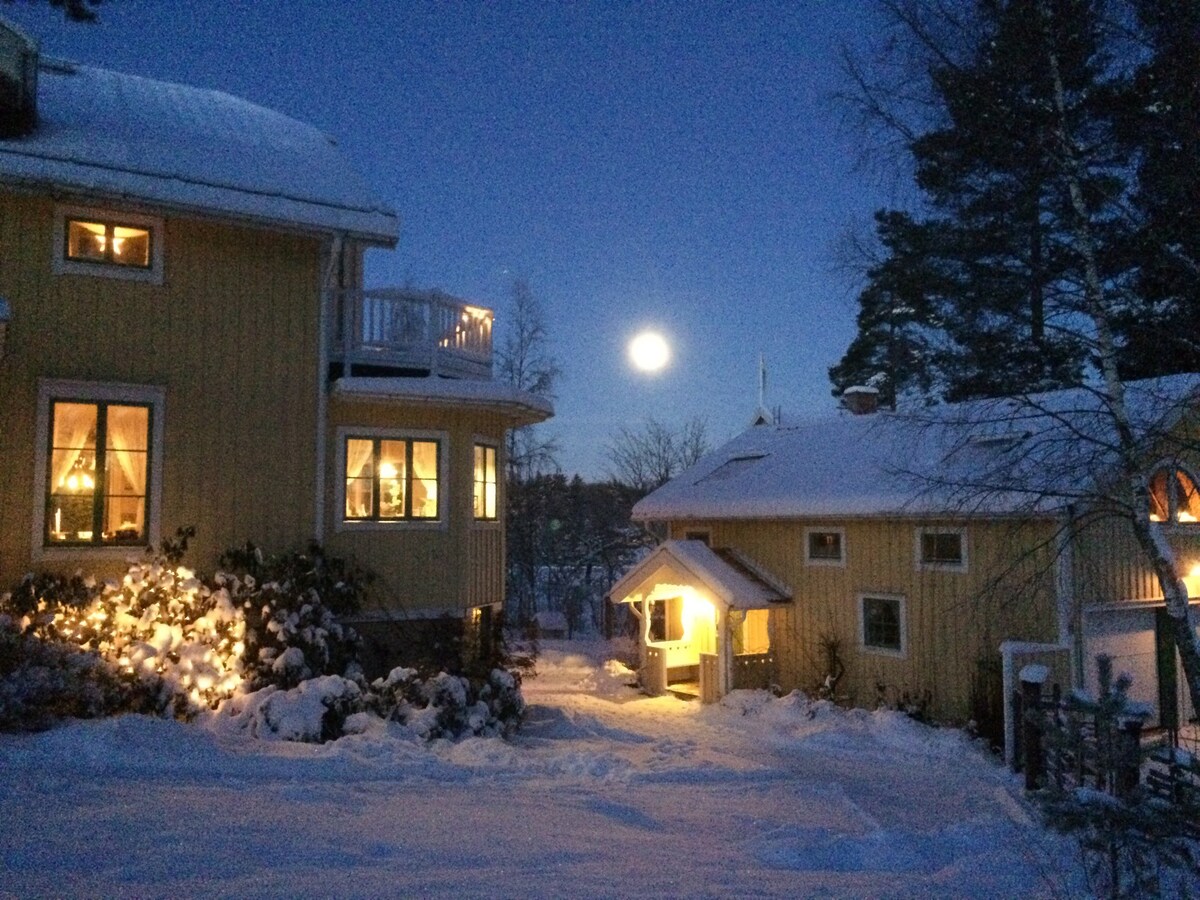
[[218, 542, 366, 691], [367, 666, 525, 740]]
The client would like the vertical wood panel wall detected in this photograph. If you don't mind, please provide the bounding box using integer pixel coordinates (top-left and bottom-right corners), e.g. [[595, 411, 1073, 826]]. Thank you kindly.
[[667, 517, 1059, 722], [0, 194, 321, 584], [324, 399, 508, 616]]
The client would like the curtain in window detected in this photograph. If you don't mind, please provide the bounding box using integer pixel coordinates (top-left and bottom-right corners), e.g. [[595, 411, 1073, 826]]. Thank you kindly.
[[51, 402, 97, 489], [739, 609, 771, 655], [345, 439, 374, 479], [105, 405, 148, 533]]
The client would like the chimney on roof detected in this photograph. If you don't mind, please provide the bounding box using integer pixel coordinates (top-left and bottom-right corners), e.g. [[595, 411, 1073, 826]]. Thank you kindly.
[[0, 20, 38, 138], [841, 385, 880, 415]]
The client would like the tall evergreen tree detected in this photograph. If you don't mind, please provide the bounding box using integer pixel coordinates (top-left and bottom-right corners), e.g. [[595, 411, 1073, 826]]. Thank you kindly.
[[1112, 0, 1200, 378], [834, 0, 1127, 403]]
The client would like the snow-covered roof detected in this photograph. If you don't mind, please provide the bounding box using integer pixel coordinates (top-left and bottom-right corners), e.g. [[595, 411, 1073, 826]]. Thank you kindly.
[[0, 58, 398, 243], [609, 539, 791, 610], [332, 376, 554, 425], [635, 374, 1200, 521]]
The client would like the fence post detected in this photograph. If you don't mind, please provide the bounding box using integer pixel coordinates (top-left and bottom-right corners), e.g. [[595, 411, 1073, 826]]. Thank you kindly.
[[1116, 716, 1144, 798], [1020, 664, 1050, 791]]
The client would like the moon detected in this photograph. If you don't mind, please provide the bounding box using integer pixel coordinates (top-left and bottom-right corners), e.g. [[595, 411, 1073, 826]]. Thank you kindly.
[[629, 331, 670, 372]]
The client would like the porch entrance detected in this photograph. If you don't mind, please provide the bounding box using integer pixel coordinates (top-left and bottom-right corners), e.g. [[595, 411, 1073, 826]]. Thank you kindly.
[[643, 594, 717, 699]]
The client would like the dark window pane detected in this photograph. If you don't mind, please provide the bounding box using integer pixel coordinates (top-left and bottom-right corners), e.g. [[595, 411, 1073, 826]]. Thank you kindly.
[[921, 532, 963, 564], [809, 531, 842, 560], [863, 596, 901, 651]]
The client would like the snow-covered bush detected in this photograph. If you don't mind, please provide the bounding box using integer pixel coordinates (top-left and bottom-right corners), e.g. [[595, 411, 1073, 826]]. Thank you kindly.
[[0, 552, 245, 728], [218, 542, 365, 690], [0, 612, 171, 730], [367, 666, 526, 740], [216, 675, 365, 742]]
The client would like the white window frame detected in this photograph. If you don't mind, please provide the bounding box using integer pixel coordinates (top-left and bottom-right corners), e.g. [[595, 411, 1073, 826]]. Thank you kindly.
[[804, 526, 846, 567], [52, 204, 164, 284], [32, 379, 166, 561], [334, 426, 448, 532], [471, 438, 500, 526], [858, 592, 907, 657], [915, 526, 968, 573]]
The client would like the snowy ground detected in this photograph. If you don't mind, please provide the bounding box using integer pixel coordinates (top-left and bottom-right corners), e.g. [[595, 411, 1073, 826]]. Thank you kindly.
[[1, 640, 1082, 898]]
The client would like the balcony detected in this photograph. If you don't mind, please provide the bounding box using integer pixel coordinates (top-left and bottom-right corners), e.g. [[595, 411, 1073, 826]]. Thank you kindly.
[[330, 288, 493, 381]]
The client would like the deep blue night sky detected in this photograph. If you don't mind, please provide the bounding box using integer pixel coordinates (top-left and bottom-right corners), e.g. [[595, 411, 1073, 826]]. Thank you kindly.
[[5, 1, 893, 477]]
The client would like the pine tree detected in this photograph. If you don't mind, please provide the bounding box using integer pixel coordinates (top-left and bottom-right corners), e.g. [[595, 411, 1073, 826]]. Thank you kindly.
[[834, 0, 1126, 403], [1112, 0, 1200, 379]]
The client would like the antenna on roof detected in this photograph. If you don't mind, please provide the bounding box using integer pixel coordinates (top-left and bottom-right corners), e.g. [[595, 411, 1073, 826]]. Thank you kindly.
[[750, 354, 774, 426]]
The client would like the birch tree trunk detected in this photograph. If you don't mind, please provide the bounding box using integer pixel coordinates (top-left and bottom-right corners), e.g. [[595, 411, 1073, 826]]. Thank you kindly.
[[1038, 0, 1200, 714]]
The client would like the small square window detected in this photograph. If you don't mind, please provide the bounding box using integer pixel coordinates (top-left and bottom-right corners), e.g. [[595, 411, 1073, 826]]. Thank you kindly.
[[860, 594, 905, 655], [804, 527, 845, 566], [915, 527, 967, 572], [54, 206, 163, 284]]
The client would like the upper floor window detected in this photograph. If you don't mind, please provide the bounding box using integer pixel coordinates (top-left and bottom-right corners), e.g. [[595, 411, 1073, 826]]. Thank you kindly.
[[53, 206, 164, 284], [343, 436, 440, 522], [915, 526, 967, 572], [805, 527, 845, 566], [473, 444, 498, 520], [35, 380, 165, 554], [1149, 467, 1200, 524]]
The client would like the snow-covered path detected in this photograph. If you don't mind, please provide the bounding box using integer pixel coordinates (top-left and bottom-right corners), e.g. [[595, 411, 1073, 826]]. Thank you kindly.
[[0, 642, 1076, 898]]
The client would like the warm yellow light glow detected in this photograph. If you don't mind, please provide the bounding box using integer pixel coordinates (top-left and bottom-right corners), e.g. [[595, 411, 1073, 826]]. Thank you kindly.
[[681, 591, 715, 641], [1180, 512, 1198, 523], [629, 331, 669, 372], [379, 462, 398, 479]]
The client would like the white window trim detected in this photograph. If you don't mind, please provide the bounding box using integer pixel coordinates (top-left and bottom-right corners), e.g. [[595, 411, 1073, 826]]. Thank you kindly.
[[914, 526, 968, 573], [334, 426, 449, 532], [804, 526, 846, 567], [858, 591, 907, 658], [471, 437, 501, 528], [52, 204, 165, 284], [32, 379, 165, 562]]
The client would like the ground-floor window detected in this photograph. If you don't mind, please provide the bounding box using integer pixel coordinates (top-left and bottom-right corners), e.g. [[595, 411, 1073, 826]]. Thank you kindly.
[[734, 608, 770, 654], [860, 593, 906, 656], [343, 436, 440, 522], [473, 444, 497, 520], [36, 380, 164, 552]]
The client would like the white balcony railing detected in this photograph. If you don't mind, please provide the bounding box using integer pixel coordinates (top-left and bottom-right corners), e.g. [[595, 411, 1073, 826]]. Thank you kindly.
[[330, 288, 493, 380]]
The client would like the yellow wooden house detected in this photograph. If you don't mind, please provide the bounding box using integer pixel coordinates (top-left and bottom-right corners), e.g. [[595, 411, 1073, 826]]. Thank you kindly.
[[0, 21, 550, 670], [614, 379, 1200, 755]]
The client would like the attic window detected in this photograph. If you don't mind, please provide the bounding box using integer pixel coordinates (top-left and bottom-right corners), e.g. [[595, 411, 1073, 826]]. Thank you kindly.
[[53, 206, 163, 284], [698, 451, 767, 484], [1149, 467, 1200, 525]]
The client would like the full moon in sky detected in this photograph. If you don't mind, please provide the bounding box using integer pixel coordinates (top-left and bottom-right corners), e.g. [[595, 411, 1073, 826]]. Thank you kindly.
[[629, 331, 670, 372]]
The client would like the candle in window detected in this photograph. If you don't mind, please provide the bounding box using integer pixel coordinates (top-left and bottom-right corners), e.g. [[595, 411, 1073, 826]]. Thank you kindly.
[[54, 507, 61, 535]]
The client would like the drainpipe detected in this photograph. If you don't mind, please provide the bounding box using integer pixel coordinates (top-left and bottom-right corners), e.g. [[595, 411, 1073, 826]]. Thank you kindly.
[[314, 234, 344, 543]]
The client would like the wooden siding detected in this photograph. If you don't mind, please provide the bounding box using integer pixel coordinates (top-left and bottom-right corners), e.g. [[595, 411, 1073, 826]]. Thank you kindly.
[[668, 518, 1060, 722], [1072, 511, 1200, 606], [324, 397, 508, 616], [0, 193, 321, 584]]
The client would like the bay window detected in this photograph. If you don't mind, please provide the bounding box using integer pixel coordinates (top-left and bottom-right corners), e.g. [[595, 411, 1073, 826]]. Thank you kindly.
[[343, 436, 440, 522]]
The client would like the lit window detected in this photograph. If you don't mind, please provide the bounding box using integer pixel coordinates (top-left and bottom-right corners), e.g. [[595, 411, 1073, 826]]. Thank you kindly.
[[473, 444, 497, 520], [915, 527, 967, 572], [805, 527, 845, 566], [344, 436, 439, 521], [65, 219, 151, 269], [860, 594, 905, 655], [53, 206, 163, 283], [35, 380, 164, 553], [1149, 467, 1200, 525], [648, 597, 685, 643]]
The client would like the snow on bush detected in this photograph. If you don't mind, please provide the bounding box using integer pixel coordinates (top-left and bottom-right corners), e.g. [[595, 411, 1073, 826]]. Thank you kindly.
[[367, 666, 526, 740], [1, 538, 528, 743]]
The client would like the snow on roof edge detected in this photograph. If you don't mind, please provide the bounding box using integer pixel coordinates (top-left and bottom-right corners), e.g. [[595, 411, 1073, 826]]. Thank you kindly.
[[333, 376, 553, 424]]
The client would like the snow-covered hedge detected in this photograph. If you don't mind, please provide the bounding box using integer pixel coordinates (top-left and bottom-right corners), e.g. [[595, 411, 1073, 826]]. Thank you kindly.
[[1, 536, 528, 743]]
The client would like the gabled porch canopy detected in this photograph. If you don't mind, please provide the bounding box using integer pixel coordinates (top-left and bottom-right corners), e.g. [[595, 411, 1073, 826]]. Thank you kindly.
[[610, 540, 791, 701], [609, 539, 790, 612]]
